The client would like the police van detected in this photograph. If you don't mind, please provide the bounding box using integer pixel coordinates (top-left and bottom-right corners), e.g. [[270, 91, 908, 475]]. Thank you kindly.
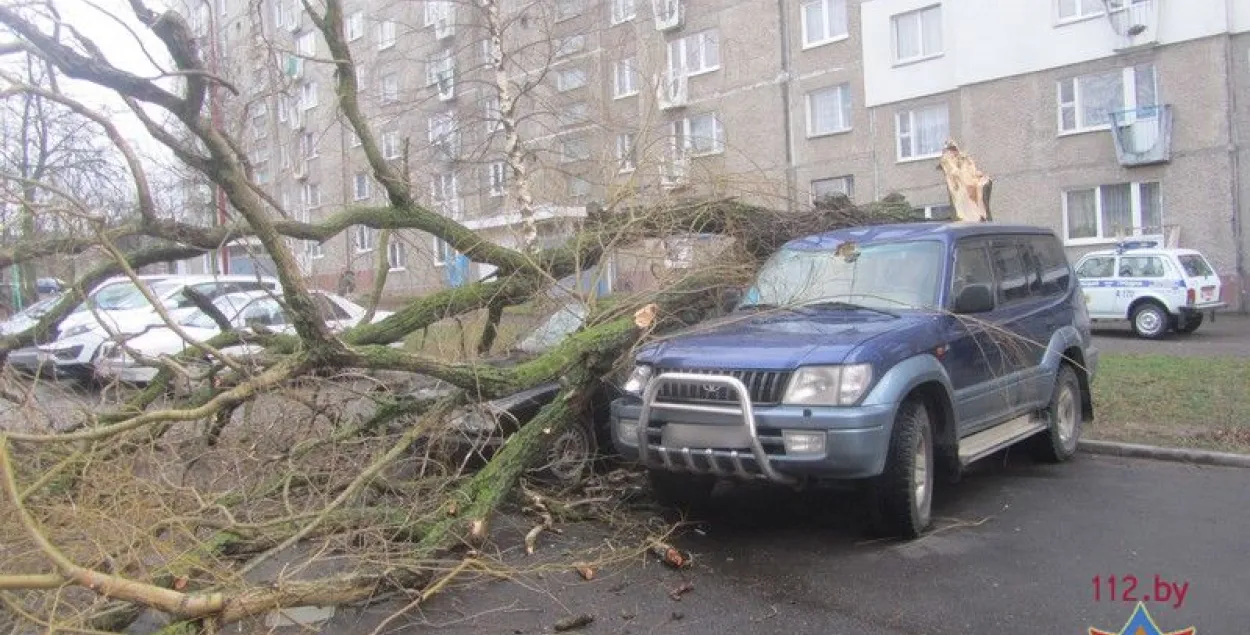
[[1072, 241, 1224, 339]]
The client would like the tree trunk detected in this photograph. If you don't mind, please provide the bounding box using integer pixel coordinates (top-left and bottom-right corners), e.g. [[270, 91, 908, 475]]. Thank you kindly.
[[937, 140, 993, 222]]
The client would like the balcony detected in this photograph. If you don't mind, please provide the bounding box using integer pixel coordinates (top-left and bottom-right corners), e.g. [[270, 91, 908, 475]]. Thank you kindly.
[[436, 71, 456, 101], [1108, 104, 1172, 167], [656, 70, 688, 110], [652, 0, 681, 31], [434, 13, 454, 39], [1107, 0, 1160, 52], [660, 150, 689, 189]]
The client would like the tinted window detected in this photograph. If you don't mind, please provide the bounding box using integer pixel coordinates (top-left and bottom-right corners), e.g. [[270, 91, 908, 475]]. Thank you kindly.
[[1028, 236, 1072, 297], [950, 241, 995, 308], [1118, 256, 1166, 278], [1076, 256, 1115, 279], [989, 240, 1031, 305], [1177, 255, 1214, 277]]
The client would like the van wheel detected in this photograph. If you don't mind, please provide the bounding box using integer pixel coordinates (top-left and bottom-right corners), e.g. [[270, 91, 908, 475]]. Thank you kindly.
[[1130, 302, 1169, 339], [870, 397, 934, 539], [1031, 363, 1083, 463], [647, 469, 716, 513]]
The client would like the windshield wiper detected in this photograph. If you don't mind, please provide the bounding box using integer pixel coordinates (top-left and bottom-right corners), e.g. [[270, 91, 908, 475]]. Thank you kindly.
[[797, 299, 899, 318]]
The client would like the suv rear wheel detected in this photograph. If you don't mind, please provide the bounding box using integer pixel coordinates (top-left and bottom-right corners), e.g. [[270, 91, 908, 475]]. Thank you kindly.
[[871, 397, 934, 539], [1031, 363, 1083, 463], [1130, 301, 1169, 339]]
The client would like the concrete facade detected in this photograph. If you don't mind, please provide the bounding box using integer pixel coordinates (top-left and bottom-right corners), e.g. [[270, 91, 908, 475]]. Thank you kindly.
[[183, 0, 1250, 310]]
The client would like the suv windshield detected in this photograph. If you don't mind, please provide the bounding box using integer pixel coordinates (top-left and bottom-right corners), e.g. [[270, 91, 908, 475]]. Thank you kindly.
[[742, 240, 944, 311]]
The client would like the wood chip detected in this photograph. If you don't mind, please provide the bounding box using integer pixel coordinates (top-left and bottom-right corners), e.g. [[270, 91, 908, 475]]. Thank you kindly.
[[553, 613, 594, 632]]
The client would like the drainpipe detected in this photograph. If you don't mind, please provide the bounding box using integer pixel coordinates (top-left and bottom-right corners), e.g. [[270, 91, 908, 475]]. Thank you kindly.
[[776, 0, 796, 211], [1223, 0, 1244, 312]]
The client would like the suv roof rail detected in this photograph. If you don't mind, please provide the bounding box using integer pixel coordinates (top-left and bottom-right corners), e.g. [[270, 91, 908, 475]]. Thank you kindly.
[[1114, 239, 1159, 253]]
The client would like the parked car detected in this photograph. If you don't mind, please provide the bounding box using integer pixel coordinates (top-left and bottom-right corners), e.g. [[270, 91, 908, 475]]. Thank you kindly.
[[37, 274, 279, 382], [1072, 241, 1224, 339], [94, 288, 392, 385], [1, 293, 71, 375], [609, 221, 1100, 538]]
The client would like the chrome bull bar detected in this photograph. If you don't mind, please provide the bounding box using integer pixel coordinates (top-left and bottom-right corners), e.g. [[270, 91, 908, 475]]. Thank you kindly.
[[636, 372, 796, 485]]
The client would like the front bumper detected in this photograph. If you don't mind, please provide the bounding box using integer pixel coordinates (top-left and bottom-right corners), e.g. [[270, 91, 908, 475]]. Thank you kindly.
[[610, 372, 894, 484]]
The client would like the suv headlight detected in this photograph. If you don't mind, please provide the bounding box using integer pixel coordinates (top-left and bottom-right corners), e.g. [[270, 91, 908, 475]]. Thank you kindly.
[[622, 364, 653, 395], [782, 364, 874, 406]]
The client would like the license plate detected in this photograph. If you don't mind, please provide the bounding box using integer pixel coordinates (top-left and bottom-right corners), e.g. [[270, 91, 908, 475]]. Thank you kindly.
[[1202, 287, 1215, 301], [661, 423, 751, 449]]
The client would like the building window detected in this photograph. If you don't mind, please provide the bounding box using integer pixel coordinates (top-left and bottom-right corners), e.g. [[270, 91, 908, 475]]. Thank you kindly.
[[806, 83, 852, 136], [562, 102, 589, 126], [431, 172, 459, 217], [428, 111, 459, 158], [668, 29, 720, 76], [1057, 0, 1116, 23], [811, 175, 853, 203], [556, 0, 582, 21], [484, 96, 501, 133], [912, 203, 953, 220], [568, 175, 591, 198], [488, 161, 508, 196], [616, 132, 636, 172], [346, 11, 364, 41], [1058, 63, 1156, 134], [556, 67, 587, 92], [355, 225, 375, 252], [1063, 181, 1162, 243], [674, 112, 725, 157], [561, 137, 590, 163], [433, 237, 454, 266], [895, 102, 948, 161], [387, 237, 406, 270], [353, 172, 371, 200], [801, 0, 847, 48], [382, 131, 400, 159], [300, 81, 318, 108], [377, 19, 396, 49], [302, 182, 321, 208], [891, 4, 943, 64], [380, 73, 398, 103], [613, 57, 638, 98], [556, 35, 586, 57], [611, 0, 636, 23], [300, 131, 318, 158], [297, 30, 316, 57]]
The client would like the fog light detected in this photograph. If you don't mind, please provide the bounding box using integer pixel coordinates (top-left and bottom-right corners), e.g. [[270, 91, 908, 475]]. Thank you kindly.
[[617, 419, 640, 445], [782, 430, 825, 455]]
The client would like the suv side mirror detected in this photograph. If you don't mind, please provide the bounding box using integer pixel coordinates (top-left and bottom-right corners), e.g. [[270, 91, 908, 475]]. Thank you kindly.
[[953, 283, 994, 314]]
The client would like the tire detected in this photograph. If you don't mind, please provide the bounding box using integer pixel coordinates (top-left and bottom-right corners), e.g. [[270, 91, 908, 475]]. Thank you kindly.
[[647, 469, 716, 513], [529, 419, 598, 486], [1031, 363, 1083, 463], [1130, 302, 1170, 339], [1176, 313, 1204, 335], [870, 397, 934, 539]]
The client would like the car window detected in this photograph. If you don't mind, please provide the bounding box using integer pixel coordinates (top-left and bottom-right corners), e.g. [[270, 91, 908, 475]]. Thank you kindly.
[[312, 294, 351, 321], [1076, 256, 1115, 279], [989, 240, 1032, 306], [1177, 254, 1214, 277], [1118, 256, 1166, 278], [1029, 236, 1072, 297], [236, 298, 286, 328], [950, 241, 995, 308]]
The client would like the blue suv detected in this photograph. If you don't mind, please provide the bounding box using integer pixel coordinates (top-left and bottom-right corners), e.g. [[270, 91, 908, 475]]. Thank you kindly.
[[609, 221, 1099, 538]]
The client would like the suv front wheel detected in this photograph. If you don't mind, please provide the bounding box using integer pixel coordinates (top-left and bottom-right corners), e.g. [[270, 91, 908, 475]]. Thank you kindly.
[[871, 397, 934, 539]]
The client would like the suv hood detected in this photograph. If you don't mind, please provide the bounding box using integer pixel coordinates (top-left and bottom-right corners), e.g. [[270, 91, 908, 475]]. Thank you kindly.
[[635, 309, 932, 370]]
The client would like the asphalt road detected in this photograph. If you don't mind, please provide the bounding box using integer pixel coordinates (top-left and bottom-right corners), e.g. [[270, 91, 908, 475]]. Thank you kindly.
[[1091, 312, 1250, 357], [316, 452, 1247, 635]]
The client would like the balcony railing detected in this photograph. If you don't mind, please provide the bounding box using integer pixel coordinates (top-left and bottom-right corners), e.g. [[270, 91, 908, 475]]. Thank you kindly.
[[652, 0, 681, 31], [656, 70, 688, 110], [660, 150, 689, 188], [1107, 0, 1160, 51], [1108, 104, 1172, 167]]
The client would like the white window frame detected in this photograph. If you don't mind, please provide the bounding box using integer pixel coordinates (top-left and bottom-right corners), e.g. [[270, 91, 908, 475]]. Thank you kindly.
[[387, 236, 406, 271], [556, 34, 586, 57], [1057, 63, 1157, 135], [354, 64, 367, 93], [673, 112, 725, 157], [556, 67, 587, 92], [431, 172, 459, 216], [428, 111, 459, 158], [613, 57, 638, 98], [484, 96, 501, 134], [616, 132, 636, 172], [433, 237, 454, 266], [668, 29, 720, 77], [302, 182, 321, 208], [1056, 0, 1139, 25], [353, 172, 371, 200], [380, 72, 399, 103], [890, 4, 943, 65], [488, 161, 507, 196], [382, 131, 401, 159], [895, 102, 949, 162], [376, 19, 396, 49], [611, 0, 636, 24], [297, 31, 316, 57], [300, 81, 318, 109], [1061, 181, 1163, 245], [800, 0, 848, 49], [355, 224, 375, 253], [345, 11, 364, 41], [300, 130, 319, 159], [811, 175, 854, 203], [806, 83, 852, 137]]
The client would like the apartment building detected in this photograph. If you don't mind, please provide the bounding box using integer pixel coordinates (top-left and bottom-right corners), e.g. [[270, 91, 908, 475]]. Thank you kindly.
[[181, 0, 1250, 309]]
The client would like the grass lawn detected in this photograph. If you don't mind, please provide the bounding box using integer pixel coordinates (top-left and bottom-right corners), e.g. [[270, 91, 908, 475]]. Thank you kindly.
[[1089, 353, 1250, 453]]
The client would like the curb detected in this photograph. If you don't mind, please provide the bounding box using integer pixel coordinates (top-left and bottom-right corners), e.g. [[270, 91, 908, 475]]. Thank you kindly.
[[1078, 439, 1250, 469]]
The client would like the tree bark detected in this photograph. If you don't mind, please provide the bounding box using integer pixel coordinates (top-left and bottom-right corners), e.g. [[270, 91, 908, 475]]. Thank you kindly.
[[937, 140, 993, 222]]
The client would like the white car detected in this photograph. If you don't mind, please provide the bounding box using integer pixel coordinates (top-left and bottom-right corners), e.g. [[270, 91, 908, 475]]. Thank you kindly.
[[37, 274, 279, 381], [94, 289, 394, 384], [1073, 241, 1224, 339]]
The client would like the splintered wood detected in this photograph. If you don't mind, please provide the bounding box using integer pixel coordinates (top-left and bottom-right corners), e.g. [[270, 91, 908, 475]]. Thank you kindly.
[[937, 140, 993, 223]]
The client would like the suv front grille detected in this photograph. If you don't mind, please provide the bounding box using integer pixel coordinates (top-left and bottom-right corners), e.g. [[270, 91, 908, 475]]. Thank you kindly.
[[653, 367, 791, 405]]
